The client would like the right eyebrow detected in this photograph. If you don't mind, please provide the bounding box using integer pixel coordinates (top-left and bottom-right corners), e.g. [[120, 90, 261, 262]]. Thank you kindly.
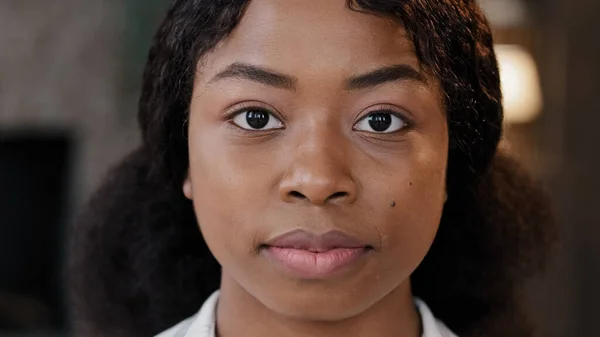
[[209, 62, 297, 90], [345, 64, 427, 91]]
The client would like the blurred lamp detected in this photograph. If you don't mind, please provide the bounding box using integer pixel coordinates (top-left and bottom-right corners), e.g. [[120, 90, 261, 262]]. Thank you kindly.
[[478, 0, 527, 27], [495, 44, 543, 124]]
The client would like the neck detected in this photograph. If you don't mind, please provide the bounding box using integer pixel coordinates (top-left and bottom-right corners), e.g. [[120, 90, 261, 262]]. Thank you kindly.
[[216, 273, 421, 337]]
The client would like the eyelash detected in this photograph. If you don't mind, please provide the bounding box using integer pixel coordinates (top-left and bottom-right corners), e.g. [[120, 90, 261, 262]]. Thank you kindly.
[[224, 103, 413, 134], [355, 107, 413, 131], [225, 102, 278, 118], [222, 103, 284, 137]]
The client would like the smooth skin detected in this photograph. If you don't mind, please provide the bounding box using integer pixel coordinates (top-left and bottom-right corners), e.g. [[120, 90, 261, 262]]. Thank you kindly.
[[183, 0, 449, 336]]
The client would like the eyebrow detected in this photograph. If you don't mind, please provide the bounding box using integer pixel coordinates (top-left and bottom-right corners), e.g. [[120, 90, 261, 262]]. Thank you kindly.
[[210, 63, 297, 90], [209, 62, 426, 91], [345, 64, 427, 90]]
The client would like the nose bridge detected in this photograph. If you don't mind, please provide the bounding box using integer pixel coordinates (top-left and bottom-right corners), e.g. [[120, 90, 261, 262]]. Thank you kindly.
[[279, 122, 357, 205], [302, 122, 344, 166]]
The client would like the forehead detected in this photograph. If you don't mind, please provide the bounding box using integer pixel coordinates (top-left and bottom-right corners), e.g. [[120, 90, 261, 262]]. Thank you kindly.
[[199, 0, 421, 80]]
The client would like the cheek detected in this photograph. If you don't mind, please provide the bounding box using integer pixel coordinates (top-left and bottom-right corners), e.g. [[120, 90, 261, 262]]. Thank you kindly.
[[384, 182, 444, 259], [367, 148, 447, 279], [186, 127, 278, 262]]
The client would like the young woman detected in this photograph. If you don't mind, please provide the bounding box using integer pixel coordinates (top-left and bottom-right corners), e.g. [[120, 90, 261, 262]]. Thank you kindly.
[[68, 1, 556, 336]]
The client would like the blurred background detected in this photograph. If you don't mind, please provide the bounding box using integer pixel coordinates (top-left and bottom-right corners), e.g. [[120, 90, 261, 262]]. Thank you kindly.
[[0, 0, 598, 336]]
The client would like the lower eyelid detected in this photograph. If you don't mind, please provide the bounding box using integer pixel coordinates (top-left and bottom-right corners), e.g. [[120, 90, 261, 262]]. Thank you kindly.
[[355, 131, 410, 146], [226, 121, 282, 136]]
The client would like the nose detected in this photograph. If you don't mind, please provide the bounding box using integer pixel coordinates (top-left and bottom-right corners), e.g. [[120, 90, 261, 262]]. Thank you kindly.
[[279, 142, 357, 206]]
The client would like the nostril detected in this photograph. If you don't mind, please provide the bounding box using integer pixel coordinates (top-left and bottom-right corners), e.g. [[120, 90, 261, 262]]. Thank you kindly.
[[285, 190, 352, 204], [328, 192, 348, 200], [289, 191, 307, 200]]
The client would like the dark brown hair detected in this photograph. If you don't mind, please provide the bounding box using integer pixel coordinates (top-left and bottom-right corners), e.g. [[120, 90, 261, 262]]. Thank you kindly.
[[68, 1, 556, 336]]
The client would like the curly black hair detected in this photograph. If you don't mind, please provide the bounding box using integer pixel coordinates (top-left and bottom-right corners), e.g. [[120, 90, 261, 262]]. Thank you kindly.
[[68, 1, 556, 336]]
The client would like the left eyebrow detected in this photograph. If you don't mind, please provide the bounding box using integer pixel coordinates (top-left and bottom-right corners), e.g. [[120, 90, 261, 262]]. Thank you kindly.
[[209, 62, 297, 90], [345, 64, 427, 91]]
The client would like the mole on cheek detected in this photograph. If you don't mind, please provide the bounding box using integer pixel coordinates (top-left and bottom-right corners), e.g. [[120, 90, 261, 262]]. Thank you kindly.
[[390, 201, 396, 207]]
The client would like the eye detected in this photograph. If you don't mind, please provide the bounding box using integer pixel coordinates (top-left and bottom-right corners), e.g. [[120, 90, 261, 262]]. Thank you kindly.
[[231, 108, 284, 130], [354, 111, 407, 133]]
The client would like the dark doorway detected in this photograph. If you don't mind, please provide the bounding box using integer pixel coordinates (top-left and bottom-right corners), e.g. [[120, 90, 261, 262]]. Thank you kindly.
[[0, 132, 72, 332]]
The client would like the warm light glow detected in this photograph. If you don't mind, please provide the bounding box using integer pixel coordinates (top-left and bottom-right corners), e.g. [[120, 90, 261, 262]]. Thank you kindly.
[[479, 0, 527, 27], [495, 44, 543, 124]]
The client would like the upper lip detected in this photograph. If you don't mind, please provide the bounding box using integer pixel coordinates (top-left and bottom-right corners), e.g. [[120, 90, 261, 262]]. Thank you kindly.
[[265, 229, 368, 252]]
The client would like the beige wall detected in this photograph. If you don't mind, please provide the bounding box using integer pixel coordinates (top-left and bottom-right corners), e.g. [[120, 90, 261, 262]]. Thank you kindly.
[[0, 0, 139, 208]]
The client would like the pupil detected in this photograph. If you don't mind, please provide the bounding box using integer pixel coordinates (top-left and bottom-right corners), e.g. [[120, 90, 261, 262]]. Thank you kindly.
[[368, 113, 392, 132], [246, 110, 269, 129]]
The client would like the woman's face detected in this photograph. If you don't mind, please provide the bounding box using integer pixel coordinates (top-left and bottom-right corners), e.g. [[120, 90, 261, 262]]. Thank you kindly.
[[184, 0, 448, 320]]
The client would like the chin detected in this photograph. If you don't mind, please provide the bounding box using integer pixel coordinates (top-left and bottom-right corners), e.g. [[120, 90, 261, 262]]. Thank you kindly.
[[259, 284, 380, 322]]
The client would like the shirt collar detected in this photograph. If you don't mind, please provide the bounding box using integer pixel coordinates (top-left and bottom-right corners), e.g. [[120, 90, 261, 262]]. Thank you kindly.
[[182, 291, 457, 337]]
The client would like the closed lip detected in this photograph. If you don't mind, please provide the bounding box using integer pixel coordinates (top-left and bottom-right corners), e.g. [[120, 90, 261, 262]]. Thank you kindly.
[[262, 229, 371, 279], [264, 229, 369, 252]]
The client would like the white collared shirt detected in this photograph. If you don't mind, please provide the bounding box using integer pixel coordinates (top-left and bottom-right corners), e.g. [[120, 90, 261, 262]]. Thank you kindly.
[[156, 291, 458, 337]]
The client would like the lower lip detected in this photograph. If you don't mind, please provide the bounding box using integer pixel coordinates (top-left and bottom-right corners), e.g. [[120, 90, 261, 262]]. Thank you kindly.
[[263, 246, 368, 279]]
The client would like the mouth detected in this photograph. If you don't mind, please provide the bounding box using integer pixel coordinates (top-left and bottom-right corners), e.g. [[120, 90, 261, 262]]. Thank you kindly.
[[261, 229, 372, 279]]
